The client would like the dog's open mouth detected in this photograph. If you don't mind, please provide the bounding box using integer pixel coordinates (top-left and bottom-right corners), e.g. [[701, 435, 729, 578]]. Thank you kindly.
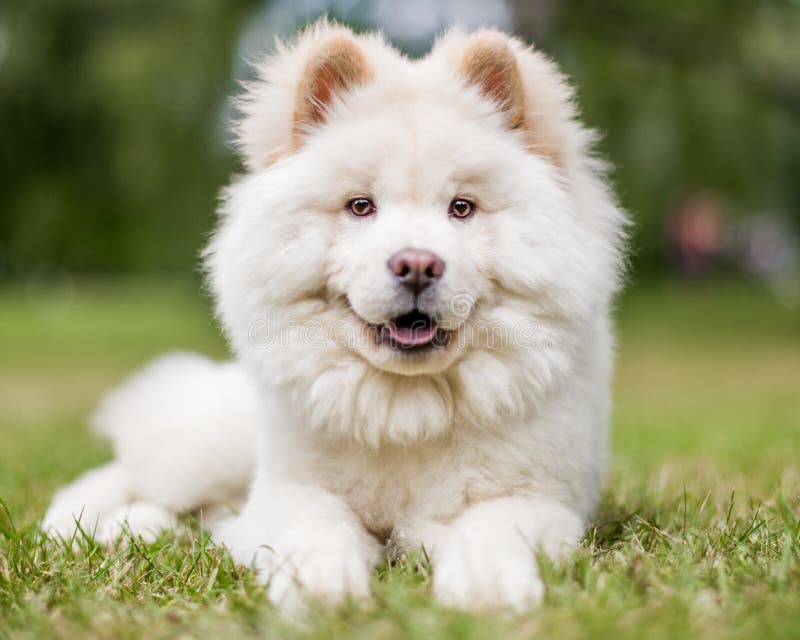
[[374, 309, 451, 351]]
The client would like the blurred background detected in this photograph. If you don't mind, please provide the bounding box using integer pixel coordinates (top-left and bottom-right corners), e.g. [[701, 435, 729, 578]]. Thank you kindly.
[[2, 0, 800, 293], [0, 1, 799, 519]]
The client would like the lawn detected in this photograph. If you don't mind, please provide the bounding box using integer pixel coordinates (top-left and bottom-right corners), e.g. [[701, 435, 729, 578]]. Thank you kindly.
[[1, 276, 798, 639]]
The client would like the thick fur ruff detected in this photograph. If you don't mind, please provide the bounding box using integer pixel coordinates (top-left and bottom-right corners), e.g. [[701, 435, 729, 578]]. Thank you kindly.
[[44, 20, 627, 611]]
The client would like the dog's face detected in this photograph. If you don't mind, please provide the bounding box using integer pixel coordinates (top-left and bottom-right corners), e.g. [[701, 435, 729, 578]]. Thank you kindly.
[[207, 23, 624, 444], [303, 88, 540, 376]]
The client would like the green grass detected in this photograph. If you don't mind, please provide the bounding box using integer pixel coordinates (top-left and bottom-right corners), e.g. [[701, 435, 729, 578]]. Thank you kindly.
[[1, 276, 799, 639]]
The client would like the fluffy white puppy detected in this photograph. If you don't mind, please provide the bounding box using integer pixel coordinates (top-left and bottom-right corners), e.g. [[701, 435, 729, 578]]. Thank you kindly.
[[44, 20, 626, 610]]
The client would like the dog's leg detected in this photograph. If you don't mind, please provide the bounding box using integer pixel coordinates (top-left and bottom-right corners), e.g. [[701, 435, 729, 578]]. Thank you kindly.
[[421, 496, 585, 610], [42, 461, 131, 540], [94, 501, 178, 544], [43, 461, 178, 544], [42, 353, 260, 542], [42, 462, 180, 544], [214, 479, 380, 610]]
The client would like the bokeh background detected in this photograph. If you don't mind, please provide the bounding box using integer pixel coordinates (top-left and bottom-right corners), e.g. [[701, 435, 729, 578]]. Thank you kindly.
[[0, 1, 799, 519], [2, 0, 800, 291]]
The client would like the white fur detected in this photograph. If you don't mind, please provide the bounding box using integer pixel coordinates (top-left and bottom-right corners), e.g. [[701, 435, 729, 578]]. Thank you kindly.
[[44, 21, 626, 610], [43, 353, 261, 542]]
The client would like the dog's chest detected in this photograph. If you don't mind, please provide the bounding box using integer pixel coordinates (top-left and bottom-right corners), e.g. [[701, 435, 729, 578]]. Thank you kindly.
[[307, 434, 530, 536]]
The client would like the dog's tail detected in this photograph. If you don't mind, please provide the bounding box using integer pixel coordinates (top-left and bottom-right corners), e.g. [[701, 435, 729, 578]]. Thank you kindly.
[[42, 353, 261, 543]]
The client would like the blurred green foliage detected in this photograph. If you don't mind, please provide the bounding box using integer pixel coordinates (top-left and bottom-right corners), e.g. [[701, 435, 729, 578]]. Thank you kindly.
[[544, 0, 800, 271], [0, 0, 798, 276], [0, 0, 255, 275]]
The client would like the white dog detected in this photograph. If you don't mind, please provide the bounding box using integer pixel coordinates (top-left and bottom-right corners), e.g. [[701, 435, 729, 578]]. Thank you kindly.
[[44, 20, 626, 610]]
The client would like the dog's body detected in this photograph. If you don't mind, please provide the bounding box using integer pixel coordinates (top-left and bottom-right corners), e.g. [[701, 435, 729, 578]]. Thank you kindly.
[[44, 21, 626, 610]]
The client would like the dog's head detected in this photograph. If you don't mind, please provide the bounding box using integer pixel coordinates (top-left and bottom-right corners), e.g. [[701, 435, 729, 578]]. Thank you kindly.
[[207, 20, 625, 445]]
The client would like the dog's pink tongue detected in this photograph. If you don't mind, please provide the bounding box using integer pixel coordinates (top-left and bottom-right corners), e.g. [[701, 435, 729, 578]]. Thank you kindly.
[[388, 323, 437, 347]]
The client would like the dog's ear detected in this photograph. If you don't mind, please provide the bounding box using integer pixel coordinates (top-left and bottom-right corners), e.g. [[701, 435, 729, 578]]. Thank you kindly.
[[235, 21, 375, 170], [292, 33, 371, 141], [458, 31, 526, 131], [440, 29, 578, 168]]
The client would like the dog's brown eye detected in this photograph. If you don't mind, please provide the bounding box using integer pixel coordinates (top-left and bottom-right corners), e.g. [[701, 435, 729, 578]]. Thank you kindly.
[[449, 198, 475, 220], [347, 197, 375, 217]]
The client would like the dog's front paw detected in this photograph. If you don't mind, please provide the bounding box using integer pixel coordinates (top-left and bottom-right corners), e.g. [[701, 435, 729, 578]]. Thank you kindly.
[[433, 533, 544, 611], [215, 509, 375, 611], [429, 497, 584, 610], [264, 544, 372, 610]]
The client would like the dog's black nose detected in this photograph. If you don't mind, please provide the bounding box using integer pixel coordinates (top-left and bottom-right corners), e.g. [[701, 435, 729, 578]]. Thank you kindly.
[[388, 248, 446, 293]]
